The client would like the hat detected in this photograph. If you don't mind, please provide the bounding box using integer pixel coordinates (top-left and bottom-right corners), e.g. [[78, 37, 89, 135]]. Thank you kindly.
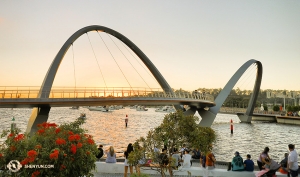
[[234, 151, 239, 156]]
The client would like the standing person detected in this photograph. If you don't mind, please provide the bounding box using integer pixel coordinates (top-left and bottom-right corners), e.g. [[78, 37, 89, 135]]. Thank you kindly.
[[203, 145, 216, 177], [257, 147, 270, 170], [124, 143, 134, 177], [105, 146, 116, 163], [244, 154, 254, 171], [125, 114, 128, 127], [287, 144, 298, 177], [96, 145, 104, 161]]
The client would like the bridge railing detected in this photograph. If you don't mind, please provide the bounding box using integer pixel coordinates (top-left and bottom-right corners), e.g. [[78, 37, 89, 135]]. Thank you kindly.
[[0, 87, 214, 102]]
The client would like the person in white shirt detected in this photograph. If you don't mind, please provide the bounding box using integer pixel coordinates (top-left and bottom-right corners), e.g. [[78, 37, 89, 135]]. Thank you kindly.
[[287, 144, 299, 177], [182, 150, 192, 168]]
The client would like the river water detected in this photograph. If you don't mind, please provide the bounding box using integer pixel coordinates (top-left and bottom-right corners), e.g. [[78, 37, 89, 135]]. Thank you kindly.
[[0, 107, 299, 163]]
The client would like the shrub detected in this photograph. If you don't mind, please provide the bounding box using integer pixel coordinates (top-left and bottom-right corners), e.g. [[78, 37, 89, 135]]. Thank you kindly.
[[0, 118, 98, 177]]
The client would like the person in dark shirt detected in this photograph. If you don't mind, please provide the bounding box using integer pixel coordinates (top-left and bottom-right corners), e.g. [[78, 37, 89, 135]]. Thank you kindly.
[[159, 148, 169, 166], [96, 145, 104, 161], [244, 154, 254, 171], [192, 148, 201, 159]]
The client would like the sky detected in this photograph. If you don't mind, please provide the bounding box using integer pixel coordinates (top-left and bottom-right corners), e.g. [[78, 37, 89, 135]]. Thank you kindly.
[[0, 0, 299, 92]]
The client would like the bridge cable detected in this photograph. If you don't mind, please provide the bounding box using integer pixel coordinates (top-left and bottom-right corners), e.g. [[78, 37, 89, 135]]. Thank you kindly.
[[235, 63, 256, 90], [86, 33, 108, 89], [118, 40, 161, 88], [241, 63, 257, 90], [71, 43, 77, 89], [104, 32, 152, 91], [96, 31, 135, 93]]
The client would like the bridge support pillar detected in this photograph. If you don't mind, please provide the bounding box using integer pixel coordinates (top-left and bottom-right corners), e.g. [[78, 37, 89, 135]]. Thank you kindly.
[[237, 113, 252, 123], [26, 107, 51, 134], [198, 108, 217, 127]]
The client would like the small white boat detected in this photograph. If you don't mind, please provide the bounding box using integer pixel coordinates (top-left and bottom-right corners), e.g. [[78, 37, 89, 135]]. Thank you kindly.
[[78, 113, 86, 119], [136, 106, 148, 111], [88, 106, 109, 112], [155, 106, 175, 113]]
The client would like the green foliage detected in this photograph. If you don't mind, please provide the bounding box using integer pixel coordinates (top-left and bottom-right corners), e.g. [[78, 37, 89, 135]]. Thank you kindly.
[[0, 118, 97, 177], [263, 105, 268, 111], [273, 105, 280, 111], [133, 110, 216, 161]]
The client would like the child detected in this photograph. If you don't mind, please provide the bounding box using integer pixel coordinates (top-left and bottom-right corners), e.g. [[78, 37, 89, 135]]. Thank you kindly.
[[244, 154, 254, 171], [255, 158, 270, 177]]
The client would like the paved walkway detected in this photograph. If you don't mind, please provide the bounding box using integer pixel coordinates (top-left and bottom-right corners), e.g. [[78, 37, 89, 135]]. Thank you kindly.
[[91, 161, 226, 177]]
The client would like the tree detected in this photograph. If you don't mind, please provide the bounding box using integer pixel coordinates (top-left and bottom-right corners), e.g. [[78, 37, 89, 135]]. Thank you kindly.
[[273, 105, 280, 112], [128, 110, 216, 177]]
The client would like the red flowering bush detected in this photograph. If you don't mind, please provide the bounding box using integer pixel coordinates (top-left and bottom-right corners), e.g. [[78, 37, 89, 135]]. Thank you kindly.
[[0, 118, 98, 177]]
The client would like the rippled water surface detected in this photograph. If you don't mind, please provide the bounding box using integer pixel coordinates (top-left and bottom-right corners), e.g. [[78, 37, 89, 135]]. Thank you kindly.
[[1, 107, 299, 162]]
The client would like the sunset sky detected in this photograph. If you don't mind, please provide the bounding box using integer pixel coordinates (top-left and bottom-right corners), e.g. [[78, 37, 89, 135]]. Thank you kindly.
[[0, 1, 299, 92]]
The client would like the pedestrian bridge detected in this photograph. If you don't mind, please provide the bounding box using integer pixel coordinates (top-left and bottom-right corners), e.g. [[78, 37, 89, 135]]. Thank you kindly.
[[0, 86, 215, 108]]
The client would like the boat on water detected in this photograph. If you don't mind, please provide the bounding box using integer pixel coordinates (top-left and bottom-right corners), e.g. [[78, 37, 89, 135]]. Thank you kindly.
[[78, 113, 86, 119], [136, 106, 148, 111], [70, 106, 79, 109], [88, 106, 110, 112], [155, 106, 176, 113]]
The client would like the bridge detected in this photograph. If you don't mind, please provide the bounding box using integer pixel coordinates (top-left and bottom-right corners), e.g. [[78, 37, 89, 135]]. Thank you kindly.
[[0, 25, 263, 133], [0, 86, 215, 108]]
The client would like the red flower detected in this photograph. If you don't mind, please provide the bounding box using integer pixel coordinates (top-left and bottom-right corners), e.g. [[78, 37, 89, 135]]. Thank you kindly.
[[87, 138, 94, 145], [68, 131, 74, 135], [86, 151, 90, 155], [10, 146, 16, 152], [55, 128, 61, 134], [63, 153, 67, 157], [8, 133, 14, 138], [56, 138, 66, 145], [20, 158, 29, 165], [77, 142, 82, 148], [14, 134, 25, 141], [27, 156, 35, 163], [37, 129, 45, 134], [60, 164, 66, 170], [27, 150, 38, 157], [0, 153, 3, 158], [68, 134, 81, 141], [49, 149, 59, 160], [32, 170, 40, 177], [35, 145, 42, 149], [70, 144, 77, 154]]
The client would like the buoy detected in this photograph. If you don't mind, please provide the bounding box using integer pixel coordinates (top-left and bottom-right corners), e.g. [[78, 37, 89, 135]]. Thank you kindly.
[[125, 114, 128, 127], [230, 119, 233, 134]]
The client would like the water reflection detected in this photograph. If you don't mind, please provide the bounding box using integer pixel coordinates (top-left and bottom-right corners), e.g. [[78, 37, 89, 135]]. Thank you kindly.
[[0, 107, 299, 162]]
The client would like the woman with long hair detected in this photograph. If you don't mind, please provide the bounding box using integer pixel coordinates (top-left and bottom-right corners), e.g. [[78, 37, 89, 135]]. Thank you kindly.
[[124, 143, 134, 177], [105, 146, 116, 163], [257, 147, 270, 170]]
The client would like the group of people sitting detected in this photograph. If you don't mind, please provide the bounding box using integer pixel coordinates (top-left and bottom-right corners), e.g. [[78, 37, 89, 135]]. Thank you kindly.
[[228, 145, 298, 177]]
